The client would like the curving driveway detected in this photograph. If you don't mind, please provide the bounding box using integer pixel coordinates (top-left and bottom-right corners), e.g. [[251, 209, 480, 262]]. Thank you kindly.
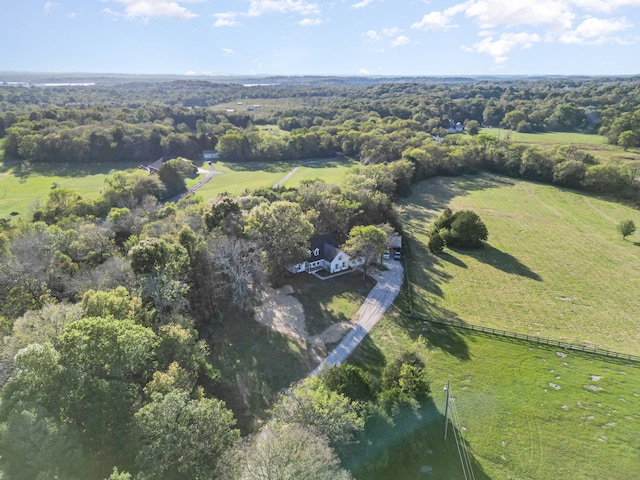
[[310, 259, 404, 376]]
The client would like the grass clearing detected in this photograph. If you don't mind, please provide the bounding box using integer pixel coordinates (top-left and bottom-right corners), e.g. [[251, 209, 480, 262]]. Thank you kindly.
[[398, 174, 640, 354], [0, 161, 141, 218], [291, 271, 374, 336], [196, 157, 355, 201], [479, 128, 640, 167], [350, 315, 640, 480]]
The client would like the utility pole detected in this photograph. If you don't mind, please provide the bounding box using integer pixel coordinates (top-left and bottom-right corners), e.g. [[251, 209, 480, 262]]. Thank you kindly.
[[444, 380, 451, 441]]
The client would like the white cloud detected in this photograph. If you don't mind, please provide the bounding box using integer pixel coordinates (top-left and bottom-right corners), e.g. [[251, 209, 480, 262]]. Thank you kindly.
[[67, 12, 77, 18], [299, 17, 324, 26], [464, 0, 575, 31], [247, 0, 320, 17], [103, 0, 201, 21], [411, 11, 456, 31], [352, 0, 374, 8], [463, 32, 541, 62], [213, 12, 240, 27], [185, 71, 198, 75], [560, 16, 632, 43], [392, 35, 411, 47], [569, 0, 640, 13], [381, 27, 401, 36], [364, 30, 382, 41], [44, 2, 60, 13], [358, 68, 372, 74], [222, 48, 237, 57]]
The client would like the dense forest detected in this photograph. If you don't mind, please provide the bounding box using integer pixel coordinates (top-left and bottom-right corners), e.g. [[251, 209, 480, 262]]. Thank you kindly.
[[1, 76, 640, 479]]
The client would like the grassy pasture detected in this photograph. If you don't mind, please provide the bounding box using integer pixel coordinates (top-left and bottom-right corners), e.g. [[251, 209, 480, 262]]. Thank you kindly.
[[479, 128, 640, 167], [397, 174, 640, 355], [195, 157, 356, 201], [0, 161, 141, 218], [350, 315, 640, 480]]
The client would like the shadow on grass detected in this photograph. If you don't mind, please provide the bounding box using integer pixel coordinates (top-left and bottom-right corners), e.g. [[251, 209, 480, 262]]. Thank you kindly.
[[350, 397, 492, 480], [396, 313, 472, 362], [290, 272, 375, 337], [401, 174, 514, 226], [29, 161, 141, 177], [463, 243, 542, 281], [220, 160, 299, 173], [440, 252, 468, 269], [208, 317, 312, 433]]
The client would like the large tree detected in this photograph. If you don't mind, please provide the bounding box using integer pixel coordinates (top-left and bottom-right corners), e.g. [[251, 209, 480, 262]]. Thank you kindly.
[[134, 389, 239, 480], [343, 225, 387, 277], [246, 200, 313, 285], [241, 423, 353, 480]]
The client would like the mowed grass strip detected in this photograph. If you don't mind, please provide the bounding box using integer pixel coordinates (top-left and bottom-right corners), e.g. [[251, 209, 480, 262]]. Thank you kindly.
[[398, 174, 640, 354], [351, 315, 640, 480]]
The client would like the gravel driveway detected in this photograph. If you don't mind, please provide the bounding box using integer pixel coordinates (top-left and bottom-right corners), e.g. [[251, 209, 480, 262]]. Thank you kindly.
[[310, 259, 404, 376]]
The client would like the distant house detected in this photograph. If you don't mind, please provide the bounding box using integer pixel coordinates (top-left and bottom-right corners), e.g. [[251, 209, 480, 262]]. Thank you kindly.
[[446, 120, 464, 134], [288, 234, 355, 275], [202, 150, 219, 160], [139, 156, 169, 173], [389, 234, 402, 251]]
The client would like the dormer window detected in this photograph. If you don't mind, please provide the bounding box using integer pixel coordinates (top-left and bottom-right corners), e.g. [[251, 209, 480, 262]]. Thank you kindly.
[[313, 248, 320, 256]]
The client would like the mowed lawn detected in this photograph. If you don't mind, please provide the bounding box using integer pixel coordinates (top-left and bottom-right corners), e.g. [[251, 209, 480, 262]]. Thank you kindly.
[[196, 157, 356, 200], [0, 161, 141, 218], [397, 174, 640, 354], [351, 316, 640, 480]]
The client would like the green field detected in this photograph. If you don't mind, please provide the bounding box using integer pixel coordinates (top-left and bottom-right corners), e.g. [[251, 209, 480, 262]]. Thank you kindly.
[[479, 128, 640, 167], [397, 174, 640, 355], [0, 161, 142, 218], [351, 316, 640, 480], [196, 157, 357, 200]]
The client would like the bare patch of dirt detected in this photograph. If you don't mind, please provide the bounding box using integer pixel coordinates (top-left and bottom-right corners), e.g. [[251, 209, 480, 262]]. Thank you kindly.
[[254, 285, 308, 341]]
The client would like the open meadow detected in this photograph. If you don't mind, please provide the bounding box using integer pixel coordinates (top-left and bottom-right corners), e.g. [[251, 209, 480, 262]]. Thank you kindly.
[[0, 156, 356, 218], [195, 156, 357, 200], [0, 161, 141, 218], [397, 174, 640, 355], [479, 128, 640, 167], [351, 315, 640, 480]]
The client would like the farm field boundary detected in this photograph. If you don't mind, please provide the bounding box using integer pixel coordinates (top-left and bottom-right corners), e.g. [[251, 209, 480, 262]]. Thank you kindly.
[[406, 311, 640, 363]]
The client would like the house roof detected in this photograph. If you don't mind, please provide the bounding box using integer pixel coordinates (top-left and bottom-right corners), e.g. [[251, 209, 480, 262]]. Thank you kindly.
[[309, 234, 338, 262]]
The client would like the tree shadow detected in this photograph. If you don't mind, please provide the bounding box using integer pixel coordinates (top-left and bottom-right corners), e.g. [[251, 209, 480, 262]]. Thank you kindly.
[[351, 397, 492, 480], [461, 243, 542, 281], [400, 173, 514, 226], [221, 160, 299, 173], [394, 313, 471, 362], [439, 252, 468, 269], [28, 161, 141, 177]]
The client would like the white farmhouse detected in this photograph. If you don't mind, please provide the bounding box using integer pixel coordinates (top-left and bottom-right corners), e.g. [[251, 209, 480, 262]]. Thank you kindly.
[[289, 234, 356, 275]]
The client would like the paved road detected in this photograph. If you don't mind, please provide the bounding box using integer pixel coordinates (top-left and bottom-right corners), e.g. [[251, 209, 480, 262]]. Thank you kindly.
[[310, 259, 404, 376], [165, 166, 219, 203]]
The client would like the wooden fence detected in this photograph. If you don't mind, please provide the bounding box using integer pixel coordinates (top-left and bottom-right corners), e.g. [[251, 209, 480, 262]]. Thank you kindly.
[[399, 237, 639, 364], [408, 313, 640, 363]]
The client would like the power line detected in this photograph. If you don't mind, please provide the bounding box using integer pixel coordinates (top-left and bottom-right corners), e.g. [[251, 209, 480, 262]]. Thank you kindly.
[[444, 383, 476, 480]]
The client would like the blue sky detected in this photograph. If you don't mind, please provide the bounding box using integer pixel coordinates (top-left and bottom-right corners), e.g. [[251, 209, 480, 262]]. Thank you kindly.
[[4, 1, 640, 76]]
